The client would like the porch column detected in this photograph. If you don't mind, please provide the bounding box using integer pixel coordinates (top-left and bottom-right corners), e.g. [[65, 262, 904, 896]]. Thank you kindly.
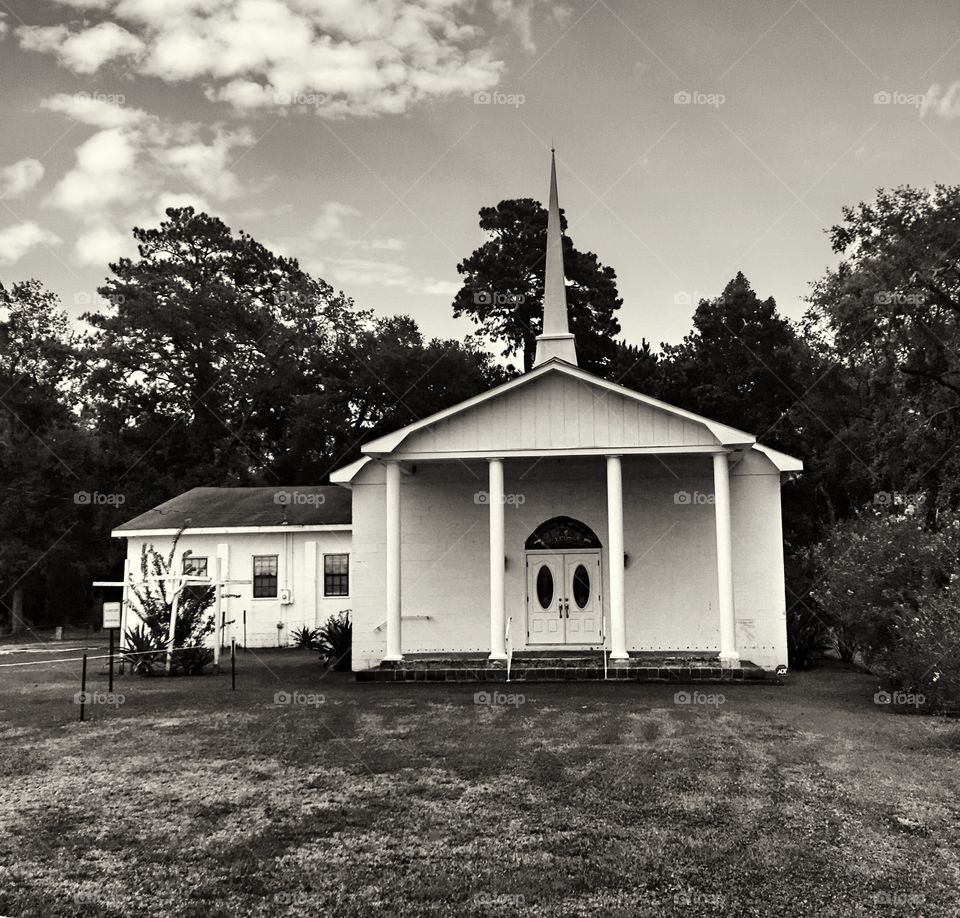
[[712, 452, 739, 664], [384, 460, 403, 661], [488, 458, 507, 660], [606, 455, 628, 660]]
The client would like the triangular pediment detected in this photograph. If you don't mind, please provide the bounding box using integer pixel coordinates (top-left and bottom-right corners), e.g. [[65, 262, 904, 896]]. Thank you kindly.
[[359, 361, 756, 459]]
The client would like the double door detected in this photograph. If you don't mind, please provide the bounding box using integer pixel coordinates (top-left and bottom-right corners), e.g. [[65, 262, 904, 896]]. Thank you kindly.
[[526, 551, 602, 645]]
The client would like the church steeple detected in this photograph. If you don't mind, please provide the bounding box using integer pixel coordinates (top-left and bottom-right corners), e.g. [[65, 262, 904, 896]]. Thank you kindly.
[[533, 148, 578, 368]]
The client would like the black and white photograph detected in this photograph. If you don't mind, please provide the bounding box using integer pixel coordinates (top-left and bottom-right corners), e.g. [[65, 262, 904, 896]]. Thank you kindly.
[[1, 1, 959, 915]]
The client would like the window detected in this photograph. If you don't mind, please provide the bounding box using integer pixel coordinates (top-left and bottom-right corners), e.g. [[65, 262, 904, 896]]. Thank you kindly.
[[253, 555, 278, 598], [324, 554, 349, 597], [182, 556, 208, 577]]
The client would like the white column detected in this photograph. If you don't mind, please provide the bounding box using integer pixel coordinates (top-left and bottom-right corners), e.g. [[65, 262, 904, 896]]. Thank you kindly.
[[384, 461, 403, 661], [606, 455, 628, 660], [712, 452, 739, 664], [488, 458, 507, 660]]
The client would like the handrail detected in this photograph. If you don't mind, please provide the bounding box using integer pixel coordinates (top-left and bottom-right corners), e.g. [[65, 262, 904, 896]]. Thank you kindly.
[[505, 616, 513, 683]]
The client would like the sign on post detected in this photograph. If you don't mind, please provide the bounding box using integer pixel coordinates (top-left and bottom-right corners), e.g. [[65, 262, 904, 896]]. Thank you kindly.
[[102, 601, 122, 629]]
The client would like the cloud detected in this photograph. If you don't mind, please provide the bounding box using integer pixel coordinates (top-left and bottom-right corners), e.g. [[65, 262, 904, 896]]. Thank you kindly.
[[0, 159, 44, 199], [19, 21, 144, 73], [0, 222, 61, 265], [0, 13, 8, 40], [41, 92, 147, 128], [311, 201, 360, 242], [46, 128, 142, 214], [423, 278, 460, 296], [921, 82, 960, 121], [18, 0, 506, 117], [41, 95, 254, 264], [329, 256, 458, 296]]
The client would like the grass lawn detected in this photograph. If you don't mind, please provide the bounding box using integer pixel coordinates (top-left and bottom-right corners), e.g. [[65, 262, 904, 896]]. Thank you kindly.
[[1, 649, 959, 917]]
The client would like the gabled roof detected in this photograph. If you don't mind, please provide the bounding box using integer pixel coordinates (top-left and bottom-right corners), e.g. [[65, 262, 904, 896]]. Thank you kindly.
[[360, 358, 756, 454], [330, 359, 803, 483], [112, 486, 351, 535]]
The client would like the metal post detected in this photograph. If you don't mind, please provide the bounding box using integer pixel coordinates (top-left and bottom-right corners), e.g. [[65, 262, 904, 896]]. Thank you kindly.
[[213, 558, 222, 674], [231, 638, 236, 691], [79, 654, 88, 722], [108, 628, 115, 693], [242, 609, 246, 651]]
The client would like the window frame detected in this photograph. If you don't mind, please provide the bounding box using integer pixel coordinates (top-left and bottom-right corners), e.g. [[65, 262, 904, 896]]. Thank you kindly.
[[323, 552, 350, 598], [252, 555, 279, 599], [182, 556, 209, 578]]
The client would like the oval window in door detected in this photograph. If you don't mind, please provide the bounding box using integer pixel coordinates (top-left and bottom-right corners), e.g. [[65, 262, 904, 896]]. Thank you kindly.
[[536, 565, 554, 609], [572, 564, 590, 608]]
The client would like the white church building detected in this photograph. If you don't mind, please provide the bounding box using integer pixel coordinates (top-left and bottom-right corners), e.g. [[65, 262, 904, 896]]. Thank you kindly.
[[114, 153, 801, 678]]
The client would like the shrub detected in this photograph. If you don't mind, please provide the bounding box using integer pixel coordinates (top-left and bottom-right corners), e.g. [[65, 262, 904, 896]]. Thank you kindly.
[[124, 530, 215, 675], [316, 610, 351, 671], [291, 625, 321, 650], [811, 495, 960, 707]]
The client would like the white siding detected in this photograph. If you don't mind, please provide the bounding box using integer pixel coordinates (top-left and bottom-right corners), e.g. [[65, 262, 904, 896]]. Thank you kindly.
[[397, 373, 716, 455], [122, 529, 352, 648], [349, 452, 789, 671]]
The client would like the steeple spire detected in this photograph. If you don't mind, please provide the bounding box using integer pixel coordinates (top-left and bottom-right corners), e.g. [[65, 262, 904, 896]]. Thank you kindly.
[[533, 148, 578, 367]]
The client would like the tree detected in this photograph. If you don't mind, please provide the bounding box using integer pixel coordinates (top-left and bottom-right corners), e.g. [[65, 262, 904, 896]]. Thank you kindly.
[[805, 185, 960, 510], [453, 198, 622, 374], [83, 206, 359, 501], [0, 281, 97, 633], [273, 316, 512, 481]]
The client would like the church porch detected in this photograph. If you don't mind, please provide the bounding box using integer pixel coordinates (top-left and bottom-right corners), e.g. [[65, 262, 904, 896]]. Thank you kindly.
[[355, 650, 779, 684]]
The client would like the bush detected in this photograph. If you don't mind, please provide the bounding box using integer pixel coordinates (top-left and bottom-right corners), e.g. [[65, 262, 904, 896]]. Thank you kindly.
[[291, 625, 321, 650], [811, 495, 960, 707], [316, 611, 351, 671], [124, 531, 214, 675]]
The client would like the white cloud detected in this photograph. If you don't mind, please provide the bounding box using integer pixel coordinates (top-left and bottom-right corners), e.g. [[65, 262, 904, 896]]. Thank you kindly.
[[41, 95, 254, 264], [19, 0, 506, 118], [0, 222, 61, 265], [423, 278, 460, 296], [921, 82, 960, 120], [0, 13, 8, 40], [311, 201, 360, 242], [0, 159, 44, 199], [19, 21, 144, 73], [41, 92, 147, 128], [74, 223, 132, 267], [46, 128, 142, 214], [153, 126, 254, 199]]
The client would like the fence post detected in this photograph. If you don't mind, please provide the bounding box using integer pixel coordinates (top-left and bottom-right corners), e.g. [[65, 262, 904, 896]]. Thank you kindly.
[[79, 654, 88, 723], [231, 638, 236, 691], [108, 628, 115, 693], [213, 558, 223, 675]]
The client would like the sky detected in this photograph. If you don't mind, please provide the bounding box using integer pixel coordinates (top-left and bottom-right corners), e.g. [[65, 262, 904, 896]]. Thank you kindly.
[[0, 0, 959, 352]]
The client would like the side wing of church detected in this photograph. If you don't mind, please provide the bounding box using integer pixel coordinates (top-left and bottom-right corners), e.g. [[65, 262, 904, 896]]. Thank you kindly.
[[331, 152, 801, 674]]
